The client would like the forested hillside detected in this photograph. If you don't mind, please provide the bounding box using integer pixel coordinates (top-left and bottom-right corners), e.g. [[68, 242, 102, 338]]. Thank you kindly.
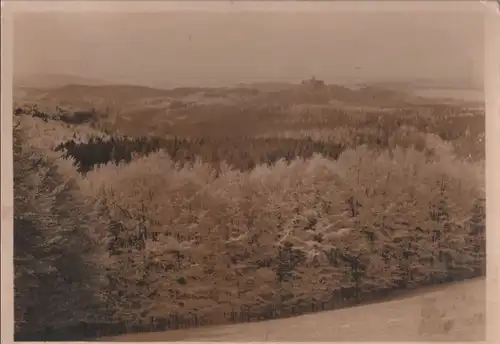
[[12, 83, 485, 340]]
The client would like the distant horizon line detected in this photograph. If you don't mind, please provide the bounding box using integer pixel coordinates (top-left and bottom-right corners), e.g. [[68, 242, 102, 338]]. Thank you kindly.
[[14, 71, 484, 91]]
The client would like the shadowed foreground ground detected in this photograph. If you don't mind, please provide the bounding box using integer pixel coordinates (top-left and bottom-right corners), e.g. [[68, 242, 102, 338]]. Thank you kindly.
[[103, 277, 485, 342]]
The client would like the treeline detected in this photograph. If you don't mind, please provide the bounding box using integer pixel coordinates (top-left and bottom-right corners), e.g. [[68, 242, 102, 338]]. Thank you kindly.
[[273, 107, 484, 142], [73, 148, 484, 339], [14, 104, 99, 125], [55, 120, 482, 175], [55, 136, 347, 173]]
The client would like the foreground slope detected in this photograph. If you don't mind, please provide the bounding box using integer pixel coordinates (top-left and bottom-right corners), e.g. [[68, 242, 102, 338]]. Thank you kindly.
[[105, 278, 485, 342]]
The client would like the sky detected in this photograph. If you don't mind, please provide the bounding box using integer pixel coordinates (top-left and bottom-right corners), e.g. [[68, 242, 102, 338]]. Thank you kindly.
[[13, 5, 485, 88]]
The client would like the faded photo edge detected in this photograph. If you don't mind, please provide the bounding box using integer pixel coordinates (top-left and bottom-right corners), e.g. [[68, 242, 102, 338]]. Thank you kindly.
[[1, 1, 499, 344]]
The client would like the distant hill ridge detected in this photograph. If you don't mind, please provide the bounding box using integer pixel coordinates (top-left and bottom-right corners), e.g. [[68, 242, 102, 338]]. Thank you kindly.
[[14, 73, 110, 89], [15, 73, 481, 110]]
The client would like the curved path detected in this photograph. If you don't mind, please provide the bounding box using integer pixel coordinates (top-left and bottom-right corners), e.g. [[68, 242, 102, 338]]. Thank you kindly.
[[104, 278, 485, 342]]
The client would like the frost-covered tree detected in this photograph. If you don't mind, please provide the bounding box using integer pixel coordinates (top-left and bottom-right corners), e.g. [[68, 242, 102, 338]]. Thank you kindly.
[[13, 116, 110, 339]]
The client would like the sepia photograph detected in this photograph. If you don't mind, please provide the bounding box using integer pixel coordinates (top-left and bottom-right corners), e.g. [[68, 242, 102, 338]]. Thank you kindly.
[[2, 0, 495, 342]]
